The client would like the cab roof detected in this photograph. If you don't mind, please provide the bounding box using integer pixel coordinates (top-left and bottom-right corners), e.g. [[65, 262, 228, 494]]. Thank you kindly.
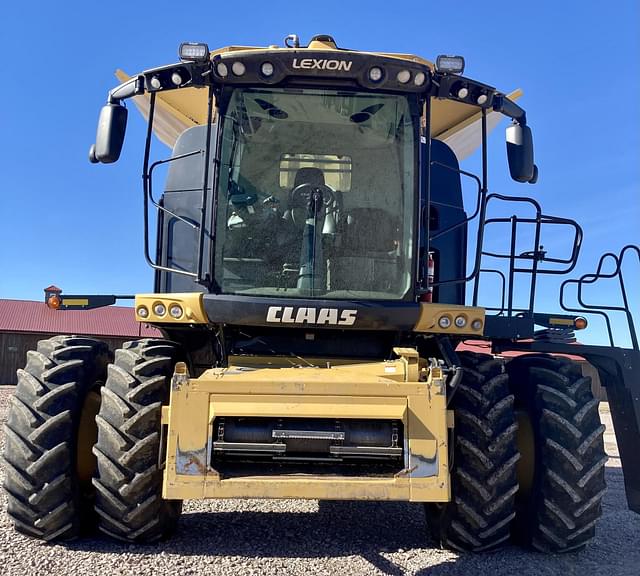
[[116, 37, 521, 161]]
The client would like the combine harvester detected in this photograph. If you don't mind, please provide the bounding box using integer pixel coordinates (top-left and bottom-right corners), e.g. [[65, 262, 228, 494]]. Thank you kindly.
[[4, 34, 638, 552]]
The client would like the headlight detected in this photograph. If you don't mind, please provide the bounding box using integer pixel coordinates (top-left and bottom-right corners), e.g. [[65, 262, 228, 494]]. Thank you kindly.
[[169, 304, 183, 319], [153, 302, 167, 316], [438, 315, 452, 329], [137, 306, 149, 318], [454, 315, 467, 328]]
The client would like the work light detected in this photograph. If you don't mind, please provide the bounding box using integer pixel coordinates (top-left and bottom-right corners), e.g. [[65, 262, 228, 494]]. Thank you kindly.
[[435, 55, 465, 75], [414, 72, 426, 86], [261, 62, 275, 77], [397, 70, 411, 84], [179, 42, 210, 62], [232, 62, 246, 76], [368, 67, 383, 82]]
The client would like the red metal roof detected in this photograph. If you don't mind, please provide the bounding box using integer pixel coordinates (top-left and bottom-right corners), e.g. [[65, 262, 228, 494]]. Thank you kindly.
[[0, 299, 160, 338]]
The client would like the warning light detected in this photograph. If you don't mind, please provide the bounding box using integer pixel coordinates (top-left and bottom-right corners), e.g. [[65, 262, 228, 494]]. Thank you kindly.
[[47, 295, 61, 309], [574, 317, 588, 330]]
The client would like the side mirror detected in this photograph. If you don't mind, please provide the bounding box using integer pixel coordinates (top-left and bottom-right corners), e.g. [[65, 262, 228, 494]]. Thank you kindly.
[[90, 103, 128, 164], [506, 124, 535, 183]]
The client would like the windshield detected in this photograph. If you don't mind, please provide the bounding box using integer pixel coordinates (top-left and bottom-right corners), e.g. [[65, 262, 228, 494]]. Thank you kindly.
[[214, 87, 417, 300]]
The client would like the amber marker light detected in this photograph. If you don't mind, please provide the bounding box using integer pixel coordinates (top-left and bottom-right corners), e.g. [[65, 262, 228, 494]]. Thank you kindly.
[[574, 317, 588, 330], [47, 295, 61, 309]]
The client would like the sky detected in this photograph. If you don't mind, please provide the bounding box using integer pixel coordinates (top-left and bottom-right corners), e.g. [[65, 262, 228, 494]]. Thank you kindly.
[[0, 1, 638, 347]]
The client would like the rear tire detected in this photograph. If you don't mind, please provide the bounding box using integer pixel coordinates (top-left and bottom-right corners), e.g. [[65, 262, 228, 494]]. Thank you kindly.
[[93, 339, 182, 542], [426, 352, 520, 552], [507, 354, 606, 552], [3, 336, 110, 540]]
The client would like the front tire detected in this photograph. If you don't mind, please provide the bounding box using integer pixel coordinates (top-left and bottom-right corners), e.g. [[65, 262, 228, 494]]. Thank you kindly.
[[507, 355, 606, 552], [3, 336, 110, 540], [93, 339, 182, 542], [426, 352, 520, 552]]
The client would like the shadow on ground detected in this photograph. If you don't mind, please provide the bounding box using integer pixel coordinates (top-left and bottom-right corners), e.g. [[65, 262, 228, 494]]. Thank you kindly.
[[0, 464, 632, 576], [66, 500, 431, 575]]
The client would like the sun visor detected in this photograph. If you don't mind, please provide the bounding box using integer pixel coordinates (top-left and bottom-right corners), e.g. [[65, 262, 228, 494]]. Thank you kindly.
[[115, 70, 213, 148], [434, 89, 523, 161]]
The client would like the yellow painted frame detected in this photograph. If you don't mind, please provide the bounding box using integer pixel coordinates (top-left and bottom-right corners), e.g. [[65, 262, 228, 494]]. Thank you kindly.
[[162, 350, 452, 502]]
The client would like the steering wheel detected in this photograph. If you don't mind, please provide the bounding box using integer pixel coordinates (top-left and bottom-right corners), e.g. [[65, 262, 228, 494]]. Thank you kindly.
[[290, 182, 336, 210]]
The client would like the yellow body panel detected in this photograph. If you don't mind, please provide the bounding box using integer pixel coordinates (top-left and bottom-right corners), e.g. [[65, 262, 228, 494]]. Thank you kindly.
[[209, 395, 408, 420], [135, 292, 486, 338], [135, 292, 207, 323], [162, 351, 452, 502], [414, 302, 485, 335]]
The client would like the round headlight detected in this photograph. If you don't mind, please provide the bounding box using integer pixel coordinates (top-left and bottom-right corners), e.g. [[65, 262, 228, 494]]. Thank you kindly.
[[438, 315, 452, 329], [261, 62, 274, 77], [137, 306, 149, 319], [476, 93, 488, 105], [153, 302, 167, 317], [396, 70, 411, 84], [149, 76, 161, 89], [457, 86, 469, 99], [414, 71, 426, 86], [216, 62, 229, 77], [471, 319, 483, 331], [169, 304, 183, 319], [454, 315, 467, 328], [171, 72, 183, 86], [232, 61, 246, 76], [368, 67, 383, 82]]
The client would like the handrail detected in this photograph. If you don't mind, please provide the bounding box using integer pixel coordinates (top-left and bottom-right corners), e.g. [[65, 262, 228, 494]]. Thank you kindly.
[[560, 245, 639, 350]]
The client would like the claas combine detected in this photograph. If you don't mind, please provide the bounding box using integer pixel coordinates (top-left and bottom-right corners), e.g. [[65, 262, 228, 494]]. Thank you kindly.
[[4, 34, 639, 552]]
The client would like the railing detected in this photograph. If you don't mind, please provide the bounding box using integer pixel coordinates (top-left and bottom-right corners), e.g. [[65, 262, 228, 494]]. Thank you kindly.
[[427, 159, 638, 349], [560, 245, 639, 350], [429, 166, 583, 320]]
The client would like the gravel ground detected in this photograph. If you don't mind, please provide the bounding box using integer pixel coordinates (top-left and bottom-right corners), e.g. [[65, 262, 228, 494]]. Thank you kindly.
[[0, 385, 638, 576]]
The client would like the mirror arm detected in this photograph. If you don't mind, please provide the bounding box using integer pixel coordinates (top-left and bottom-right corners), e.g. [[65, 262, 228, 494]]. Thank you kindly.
[[107, 76, 145, 104], [493, 94, 527, 125]]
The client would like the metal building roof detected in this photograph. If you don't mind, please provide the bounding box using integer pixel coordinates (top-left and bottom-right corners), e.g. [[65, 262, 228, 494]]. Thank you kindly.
[[0, 299, 160, 338]]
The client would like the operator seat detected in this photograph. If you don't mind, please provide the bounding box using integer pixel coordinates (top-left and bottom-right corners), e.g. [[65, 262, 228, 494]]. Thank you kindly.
[[331, 207, 402, 294]]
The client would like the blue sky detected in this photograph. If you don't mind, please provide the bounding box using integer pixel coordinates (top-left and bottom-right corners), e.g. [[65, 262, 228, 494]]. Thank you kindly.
[[1, 1, 638, 346]]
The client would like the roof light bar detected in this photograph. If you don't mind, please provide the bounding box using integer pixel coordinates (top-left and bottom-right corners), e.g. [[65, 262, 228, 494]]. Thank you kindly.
[[179, 42, 210, 63], [435, 55, 465, 75]]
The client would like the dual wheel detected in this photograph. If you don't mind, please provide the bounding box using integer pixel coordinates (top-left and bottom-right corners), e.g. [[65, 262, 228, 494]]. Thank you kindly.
[[427, 352, 607, 552], [4, 342, 606, 551], [3, 336, 182, 542]]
